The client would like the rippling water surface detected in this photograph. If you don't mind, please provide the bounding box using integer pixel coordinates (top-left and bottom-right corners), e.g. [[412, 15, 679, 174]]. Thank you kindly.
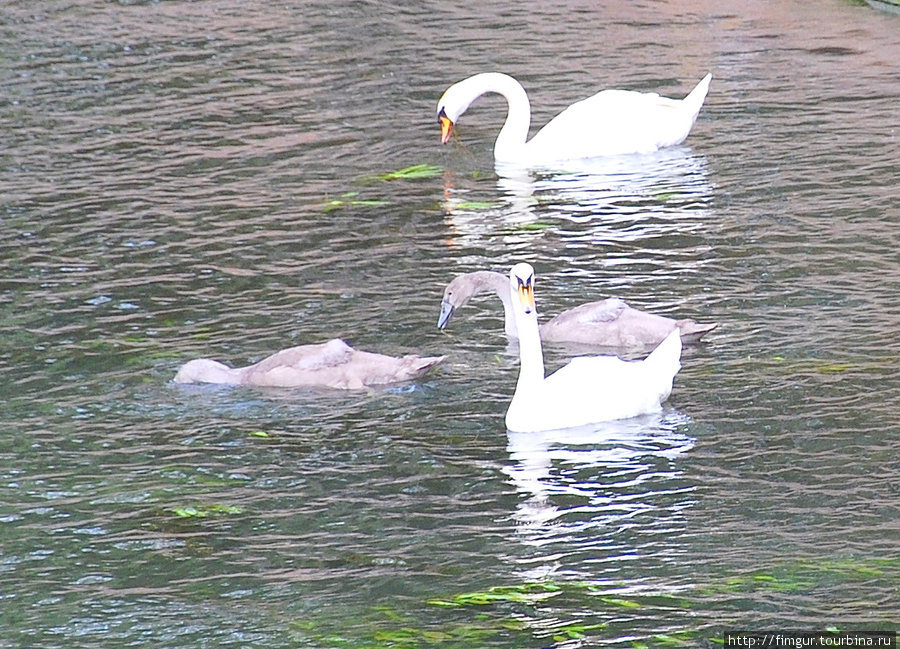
[[1, 1, 898, 646]]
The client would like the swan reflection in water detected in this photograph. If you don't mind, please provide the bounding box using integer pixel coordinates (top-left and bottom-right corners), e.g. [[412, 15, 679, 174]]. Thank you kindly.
[[441, 147, 713, 249], [503, 410, 695, 554], [497, 146, 712, 214]]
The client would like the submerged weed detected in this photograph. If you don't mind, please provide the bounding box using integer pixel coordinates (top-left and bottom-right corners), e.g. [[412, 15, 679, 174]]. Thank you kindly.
[[170, 503, 244, 518], [427, 582, 562, 608], [373, 164, 444, 181]]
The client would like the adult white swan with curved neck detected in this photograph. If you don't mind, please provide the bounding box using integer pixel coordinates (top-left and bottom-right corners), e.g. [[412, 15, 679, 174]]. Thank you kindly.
[[504, 263, 682, 432], [437, 72, 712, 166]]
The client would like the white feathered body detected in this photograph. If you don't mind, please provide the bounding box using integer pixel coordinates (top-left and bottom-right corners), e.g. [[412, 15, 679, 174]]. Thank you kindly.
[[524, 82, 709, 162], [505, 302, 682, 433]]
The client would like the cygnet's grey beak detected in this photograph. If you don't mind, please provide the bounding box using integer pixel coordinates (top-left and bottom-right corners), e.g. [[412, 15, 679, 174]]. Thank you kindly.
[[437, 300, 455, 329]]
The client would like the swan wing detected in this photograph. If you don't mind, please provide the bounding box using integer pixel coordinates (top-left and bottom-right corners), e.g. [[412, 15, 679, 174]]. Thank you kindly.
[[327, 349, 445, 389], [508, 329, 682, 431], [555, 344, 678, 418], [528, 83, 706, 159], [542, 298, 626, 328], [542, 299, 717, 348], [507, 356, 668, 431], [540, 298, 673, 348], [544, 354, 672, 412], [242, 339, 357, 387], [243, 340, 443, 389], [247, 339, 354, 375]]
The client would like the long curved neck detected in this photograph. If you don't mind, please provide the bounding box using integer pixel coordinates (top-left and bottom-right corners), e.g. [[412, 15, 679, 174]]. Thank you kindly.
[[497, 290, 519, 338], [511, 292, 545, 395], [482, 271, 518, 337], [463, 73, 532, 161]]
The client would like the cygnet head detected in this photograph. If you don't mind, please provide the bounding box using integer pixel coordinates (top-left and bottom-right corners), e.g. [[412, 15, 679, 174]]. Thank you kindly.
[[173, 359, 238, 385], [509, 262, 536, 317], [438, 274, 473, 328], [438, 272, 505, 329]]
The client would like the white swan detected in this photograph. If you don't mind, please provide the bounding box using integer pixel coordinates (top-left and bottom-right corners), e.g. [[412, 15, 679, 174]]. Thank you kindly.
[[438, 270, 716, 350], [504, 263, 682, 432], [436, 72, 712, 165], [174, 339, 444, 390]]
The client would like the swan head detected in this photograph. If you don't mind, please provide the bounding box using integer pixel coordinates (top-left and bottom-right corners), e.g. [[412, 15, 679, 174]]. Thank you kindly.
[[437, 295, 456, 329], [438, 274, 473, 328], [436, 75, 489, 144], [436, 78, 474, 144], [509, 262, 536, 317], [437, 106, 454, 145], [438, 271, 508, 329], [436, 73, 530, 160]]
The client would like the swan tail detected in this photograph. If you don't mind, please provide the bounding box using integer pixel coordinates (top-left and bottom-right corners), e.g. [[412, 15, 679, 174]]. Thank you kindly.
[[683, 73, 712, 118], [403, 355, 446, 379], [644, 327, 683, 374], [675, 319, 718, 344], [639, 328, 682, 407]]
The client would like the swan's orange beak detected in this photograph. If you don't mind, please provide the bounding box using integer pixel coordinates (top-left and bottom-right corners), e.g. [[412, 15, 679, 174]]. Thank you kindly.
[[439, 114, 453, 144], [517, 281, 535, 314]]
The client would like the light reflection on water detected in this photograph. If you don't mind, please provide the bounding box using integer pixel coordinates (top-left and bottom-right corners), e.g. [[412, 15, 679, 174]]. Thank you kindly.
[[505, 411, 696, 582], [444, 147, 713, 249], [1, 0, 899, 646]]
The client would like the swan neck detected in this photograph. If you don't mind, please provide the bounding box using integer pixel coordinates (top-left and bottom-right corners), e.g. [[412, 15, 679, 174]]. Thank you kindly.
[[450, 73, 530, 161], [513, 309, 545, 394], [489, 74, 531, 161]]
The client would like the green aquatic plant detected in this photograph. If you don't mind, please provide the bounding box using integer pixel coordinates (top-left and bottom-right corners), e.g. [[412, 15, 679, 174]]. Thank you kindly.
[[170, 503, 244, 518], [767, 354, 898, 376], [290, 608, 528, 648], [323, 192, 391, 212], [374, 163, 444, 181], [511, 221, 554, 232], [452, 201, 498, 210], [551, 621, 609, 642], [631, 632, 695, 648], [289, 583, 709, 648], [720, 572, 810, 592], [427, 582, 562, 608], [815, 363, 853, 373], [598, 596, 642, 609]]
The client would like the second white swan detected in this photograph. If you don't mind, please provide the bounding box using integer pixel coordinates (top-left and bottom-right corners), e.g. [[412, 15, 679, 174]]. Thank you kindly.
[[504, 263, 682, 432], [437, 72, 711, 165]]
